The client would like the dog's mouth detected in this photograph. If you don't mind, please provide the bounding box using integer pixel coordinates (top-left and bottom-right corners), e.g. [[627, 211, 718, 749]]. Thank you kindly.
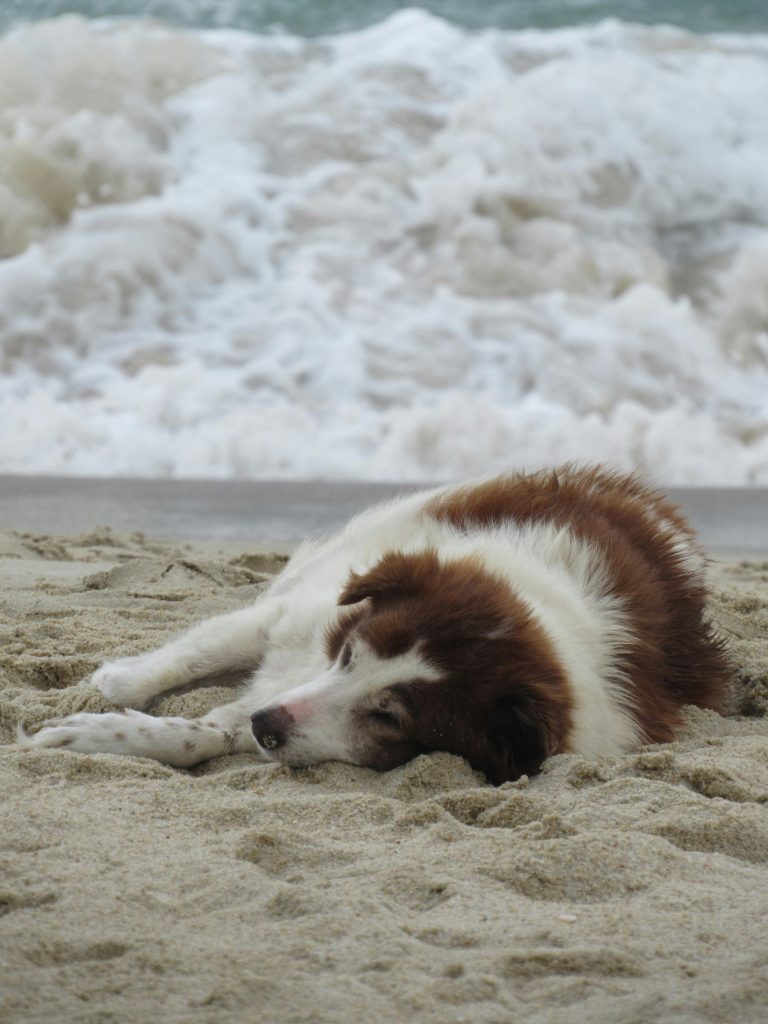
[[252, 737, 322, 769]]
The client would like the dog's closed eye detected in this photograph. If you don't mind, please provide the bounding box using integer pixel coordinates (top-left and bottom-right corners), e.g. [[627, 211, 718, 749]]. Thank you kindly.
[[368, 707, 400, 728]]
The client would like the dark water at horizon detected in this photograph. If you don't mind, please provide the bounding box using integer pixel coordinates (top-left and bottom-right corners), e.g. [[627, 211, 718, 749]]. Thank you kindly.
[[1, 0, 767, 36]]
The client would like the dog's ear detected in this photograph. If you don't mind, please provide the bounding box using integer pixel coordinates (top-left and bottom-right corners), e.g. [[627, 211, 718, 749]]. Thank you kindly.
[[476, 695, 553, 785], [339, 549, 440, 607]]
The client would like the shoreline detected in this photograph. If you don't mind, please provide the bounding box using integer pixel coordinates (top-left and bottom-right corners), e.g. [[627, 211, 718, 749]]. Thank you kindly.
[[1, 475, 766, 556]]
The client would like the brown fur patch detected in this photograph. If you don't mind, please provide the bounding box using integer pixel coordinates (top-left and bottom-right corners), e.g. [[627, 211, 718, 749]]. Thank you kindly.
[[425, 464, 730, 744]]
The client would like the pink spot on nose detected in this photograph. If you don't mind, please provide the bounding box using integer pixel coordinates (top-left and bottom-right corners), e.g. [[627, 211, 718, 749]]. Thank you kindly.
[[280, 697, 314, 724]]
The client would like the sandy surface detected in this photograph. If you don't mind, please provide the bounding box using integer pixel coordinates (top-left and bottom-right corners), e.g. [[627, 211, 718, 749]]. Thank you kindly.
[[1, 528, 767, 1024]]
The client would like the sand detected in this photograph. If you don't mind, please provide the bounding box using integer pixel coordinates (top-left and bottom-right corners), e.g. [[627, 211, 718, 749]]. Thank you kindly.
[[1, 528, 767, 1024]]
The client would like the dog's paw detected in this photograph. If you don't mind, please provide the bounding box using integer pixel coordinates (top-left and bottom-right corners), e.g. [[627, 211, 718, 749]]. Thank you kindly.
[[91, 655, 162, 708], [17, 712, 139, 756]]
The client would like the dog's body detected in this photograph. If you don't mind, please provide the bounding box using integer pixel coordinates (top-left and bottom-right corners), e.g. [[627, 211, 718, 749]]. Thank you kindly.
[[20, 466, 728, 783]]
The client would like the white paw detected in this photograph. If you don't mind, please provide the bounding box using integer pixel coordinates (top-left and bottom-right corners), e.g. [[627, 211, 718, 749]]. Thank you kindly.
[[18, 712, 139, 756], [91, 654, 164, 708]]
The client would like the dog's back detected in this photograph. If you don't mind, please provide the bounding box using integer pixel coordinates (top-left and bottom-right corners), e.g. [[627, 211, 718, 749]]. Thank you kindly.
[[423, 466, 727, 740]]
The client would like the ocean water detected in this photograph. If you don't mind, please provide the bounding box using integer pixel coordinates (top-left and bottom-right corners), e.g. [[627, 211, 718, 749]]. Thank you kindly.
[[3, 2, 768, 35], [1, 5, 768, 483]]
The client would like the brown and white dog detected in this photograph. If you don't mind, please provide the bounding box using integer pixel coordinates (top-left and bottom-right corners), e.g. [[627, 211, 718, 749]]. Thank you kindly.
[[19, 466, 729, 784]]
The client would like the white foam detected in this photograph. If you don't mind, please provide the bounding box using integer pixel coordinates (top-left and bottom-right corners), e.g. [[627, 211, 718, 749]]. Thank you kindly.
[[2, 11, 768, 483]]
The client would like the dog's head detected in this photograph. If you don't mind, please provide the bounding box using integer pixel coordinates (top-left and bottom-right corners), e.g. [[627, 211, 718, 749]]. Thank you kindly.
[[250, 549, 571, 784]]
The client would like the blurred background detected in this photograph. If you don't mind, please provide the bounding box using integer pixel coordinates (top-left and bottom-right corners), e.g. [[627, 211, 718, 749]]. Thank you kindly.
[[1, 0, 768, 486]]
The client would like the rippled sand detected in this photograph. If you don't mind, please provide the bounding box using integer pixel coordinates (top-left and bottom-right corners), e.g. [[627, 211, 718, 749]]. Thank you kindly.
[[1, 529, 767, 1023]]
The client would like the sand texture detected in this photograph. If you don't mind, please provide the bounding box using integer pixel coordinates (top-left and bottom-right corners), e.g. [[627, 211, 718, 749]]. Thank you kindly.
[[1, 529, 767, 1024]]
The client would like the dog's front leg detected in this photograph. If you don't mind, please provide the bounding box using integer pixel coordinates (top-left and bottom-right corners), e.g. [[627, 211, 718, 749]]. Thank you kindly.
[[17, 695, 262, 768], [92, 599, 284, 709]]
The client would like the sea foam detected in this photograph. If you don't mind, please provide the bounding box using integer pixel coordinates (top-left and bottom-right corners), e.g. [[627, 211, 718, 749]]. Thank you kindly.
[[1, 11, 768, 483]]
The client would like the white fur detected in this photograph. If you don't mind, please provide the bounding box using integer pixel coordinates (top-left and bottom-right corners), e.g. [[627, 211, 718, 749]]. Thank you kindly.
[[18, 476, 642, 770]]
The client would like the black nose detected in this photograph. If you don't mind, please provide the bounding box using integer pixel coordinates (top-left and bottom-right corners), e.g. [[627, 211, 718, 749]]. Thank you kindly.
[[251, 706, 294, 751]]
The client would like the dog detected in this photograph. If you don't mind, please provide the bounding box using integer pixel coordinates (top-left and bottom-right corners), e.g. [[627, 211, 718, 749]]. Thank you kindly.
[[18, 466, 729, 784]]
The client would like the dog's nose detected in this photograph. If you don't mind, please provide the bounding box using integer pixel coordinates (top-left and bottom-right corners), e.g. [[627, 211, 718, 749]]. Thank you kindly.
[[251, 707, 294, 751]]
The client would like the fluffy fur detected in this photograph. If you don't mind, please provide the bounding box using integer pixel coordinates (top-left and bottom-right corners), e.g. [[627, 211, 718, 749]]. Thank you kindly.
[[18, 466, 729, 784]]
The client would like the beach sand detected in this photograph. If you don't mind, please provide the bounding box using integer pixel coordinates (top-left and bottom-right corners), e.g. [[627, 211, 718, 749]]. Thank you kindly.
[[1, 527, 767, 1023]]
